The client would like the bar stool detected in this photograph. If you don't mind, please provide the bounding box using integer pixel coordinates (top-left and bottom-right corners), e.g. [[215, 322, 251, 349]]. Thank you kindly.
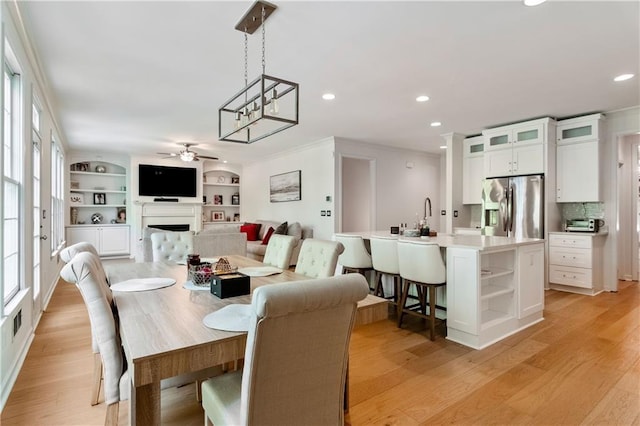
[[334, 234, 374, 277], [397, 240, 447, 340], [369, 236, 401, 308]]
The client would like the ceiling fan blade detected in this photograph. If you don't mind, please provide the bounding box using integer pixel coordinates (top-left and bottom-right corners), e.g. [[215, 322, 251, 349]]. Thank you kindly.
[[198, 155, 219, 160]]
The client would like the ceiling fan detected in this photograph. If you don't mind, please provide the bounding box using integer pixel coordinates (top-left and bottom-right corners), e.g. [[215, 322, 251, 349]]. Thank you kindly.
[[157, 143, 218, 162]]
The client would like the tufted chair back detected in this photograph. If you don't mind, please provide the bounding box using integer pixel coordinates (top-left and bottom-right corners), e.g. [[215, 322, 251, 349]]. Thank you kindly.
[[59, 252, 126, 422], [201, 273, 370, 426], [150, 231, 194, 263], [334, 234, 373, 269], [294, 239, 344, 278], [262, 234, 297, 270]]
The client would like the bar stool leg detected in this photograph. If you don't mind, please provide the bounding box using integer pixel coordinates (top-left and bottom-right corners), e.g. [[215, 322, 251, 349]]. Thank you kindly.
[[397, 279, 410, 328], [428, 285, 437, 341]]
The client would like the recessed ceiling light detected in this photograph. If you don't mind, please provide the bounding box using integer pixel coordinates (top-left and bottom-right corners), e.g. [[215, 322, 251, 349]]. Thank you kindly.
[[523, 0, 546, 6], [439, 145, 447, 149], [431, 122, 442, 127], [614, 74, 634, 82], [223, 160, 227, 164], [416, 95, 430, 102], [322, 93, 335, 100]]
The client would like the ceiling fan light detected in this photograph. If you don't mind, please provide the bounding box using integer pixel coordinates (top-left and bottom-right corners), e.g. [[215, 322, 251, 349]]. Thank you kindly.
[[180, 151, 195, 162]]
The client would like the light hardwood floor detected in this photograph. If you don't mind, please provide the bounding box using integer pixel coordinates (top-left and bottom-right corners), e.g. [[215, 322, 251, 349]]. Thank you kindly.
[[2, 278, 638, 425]]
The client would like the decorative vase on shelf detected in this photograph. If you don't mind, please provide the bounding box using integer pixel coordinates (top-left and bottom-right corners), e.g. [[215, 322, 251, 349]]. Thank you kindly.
[[70, 207, 78, 225], [95, 165, 106, 173]]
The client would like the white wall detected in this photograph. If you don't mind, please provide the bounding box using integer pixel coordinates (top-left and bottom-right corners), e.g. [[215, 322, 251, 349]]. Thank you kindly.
[[1, 2, 69, 408], [335, 138, 442, 232], [242, 139, 336, 240], [604, 106, 640, 288]]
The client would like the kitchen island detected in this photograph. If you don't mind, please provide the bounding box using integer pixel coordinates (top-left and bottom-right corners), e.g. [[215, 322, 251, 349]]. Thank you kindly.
[[339, 232, 545, 349]]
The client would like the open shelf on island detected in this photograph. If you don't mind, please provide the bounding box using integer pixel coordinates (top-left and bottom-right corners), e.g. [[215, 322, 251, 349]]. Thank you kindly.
[[480, 266, 513, 280], [480, 309, 512, 330], [480, 284, 514, 300]]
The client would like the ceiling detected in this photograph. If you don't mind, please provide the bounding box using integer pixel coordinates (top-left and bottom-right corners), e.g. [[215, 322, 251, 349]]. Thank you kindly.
[[16, 1, 640, 164]]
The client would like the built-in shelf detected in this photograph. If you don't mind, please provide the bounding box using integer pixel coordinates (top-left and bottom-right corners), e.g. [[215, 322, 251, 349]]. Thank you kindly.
[[70, 171, 126, 178], [202, 221, 240, 225], [203, 204, 240, 208], [480, 267, 513, 280], [203, 183, 239, 188], [480, 285, 514, 300], [480, 309, 511, 330], [72, 189, 126, 194]]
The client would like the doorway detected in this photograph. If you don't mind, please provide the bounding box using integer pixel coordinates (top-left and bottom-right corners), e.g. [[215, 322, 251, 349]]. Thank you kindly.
[[340, 156, 375, 232], [617, 133, 640, 283]]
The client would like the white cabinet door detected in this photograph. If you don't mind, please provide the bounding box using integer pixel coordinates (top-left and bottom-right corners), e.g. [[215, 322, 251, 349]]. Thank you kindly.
[[484, 149, 513, 178], [512, 144, 543, 175], [463, 155, 484, 204], [556, 141, 601, 202], [67, 227, 99, 249], [517, 243, 544, 318], [99, 226, 130, 256]]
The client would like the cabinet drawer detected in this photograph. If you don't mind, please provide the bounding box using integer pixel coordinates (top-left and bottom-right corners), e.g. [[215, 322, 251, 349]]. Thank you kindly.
[[548, 234, 592, 249], [549, 247, 592, 268], [549, 265, 593, 289]]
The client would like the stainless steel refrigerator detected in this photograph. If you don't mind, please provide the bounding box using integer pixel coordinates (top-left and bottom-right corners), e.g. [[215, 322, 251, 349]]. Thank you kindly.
[[481, 174, 544, 238]]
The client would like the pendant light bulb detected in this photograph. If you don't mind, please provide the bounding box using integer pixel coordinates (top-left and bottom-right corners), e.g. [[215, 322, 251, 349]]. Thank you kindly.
[[234, 111, 242, 128], [269, 89, 279, 115]]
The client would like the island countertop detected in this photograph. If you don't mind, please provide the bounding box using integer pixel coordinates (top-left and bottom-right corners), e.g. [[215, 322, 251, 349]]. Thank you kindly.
[[339, 231, 544, 251]]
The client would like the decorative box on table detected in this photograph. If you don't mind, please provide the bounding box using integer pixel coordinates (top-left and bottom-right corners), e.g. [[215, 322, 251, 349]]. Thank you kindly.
[[210, 273, 250, 299]]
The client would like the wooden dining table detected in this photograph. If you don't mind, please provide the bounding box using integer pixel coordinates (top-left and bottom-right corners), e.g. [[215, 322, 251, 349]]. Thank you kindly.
[[107, 255, 388, 425]]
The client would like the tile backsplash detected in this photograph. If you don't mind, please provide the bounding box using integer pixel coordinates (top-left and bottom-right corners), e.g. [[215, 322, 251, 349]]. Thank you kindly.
[[561, 202, 605, 220]]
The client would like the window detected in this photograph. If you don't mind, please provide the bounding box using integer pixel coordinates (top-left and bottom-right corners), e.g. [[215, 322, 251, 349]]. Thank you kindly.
[[32, 100, 42, 301], [3, 61, 22, 306], [50, 136, 64, 253]]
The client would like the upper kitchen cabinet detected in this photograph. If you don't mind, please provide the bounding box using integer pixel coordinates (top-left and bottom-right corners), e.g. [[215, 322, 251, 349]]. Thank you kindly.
[[462, 136, 484, 205], [556, 113, 604, 202], [483, 117, 556, 178]]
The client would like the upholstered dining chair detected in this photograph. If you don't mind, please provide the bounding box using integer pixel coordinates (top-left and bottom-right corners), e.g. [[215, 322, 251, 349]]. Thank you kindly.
[[294, 239, 345, 278], [150, 230, 194, 262], [60, 252, 222, 422], [397, 240, 447, 340], [334, 234, 374, 277], [262, 234, 297, 270], [369, 235, 401, 307], [59, 243, 110, 405], [200, 273, 370, 426]]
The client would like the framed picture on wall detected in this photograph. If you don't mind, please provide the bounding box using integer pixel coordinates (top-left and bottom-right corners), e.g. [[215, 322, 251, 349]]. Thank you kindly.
[[270, 170, 301, 202]]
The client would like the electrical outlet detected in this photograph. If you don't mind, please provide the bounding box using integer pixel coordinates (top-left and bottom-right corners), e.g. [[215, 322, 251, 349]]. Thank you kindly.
[[321, 210, 326, 216], [441, 210, 446, 216], [326, 210, 331, 217], [454, 210, 458, 217]]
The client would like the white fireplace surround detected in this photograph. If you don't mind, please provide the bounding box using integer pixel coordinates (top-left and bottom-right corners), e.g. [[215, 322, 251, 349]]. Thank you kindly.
[[137, 202, 203, 238]]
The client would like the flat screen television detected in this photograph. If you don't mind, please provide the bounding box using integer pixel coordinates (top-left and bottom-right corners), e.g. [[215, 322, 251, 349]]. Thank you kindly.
[[138, 164, 197, 198]]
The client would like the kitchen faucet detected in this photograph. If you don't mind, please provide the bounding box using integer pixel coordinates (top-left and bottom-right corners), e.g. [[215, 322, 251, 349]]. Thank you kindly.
[[424, 197, 432, 220]]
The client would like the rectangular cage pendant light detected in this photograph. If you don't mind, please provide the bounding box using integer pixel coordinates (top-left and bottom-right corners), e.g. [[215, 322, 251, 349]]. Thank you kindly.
[[218, 1, 299, 144], [218, 74, 299, 144]]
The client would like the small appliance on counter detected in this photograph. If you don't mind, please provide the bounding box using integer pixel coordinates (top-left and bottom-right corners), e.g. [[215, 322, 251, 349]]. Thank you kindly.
[[564, 218, 601, 233]]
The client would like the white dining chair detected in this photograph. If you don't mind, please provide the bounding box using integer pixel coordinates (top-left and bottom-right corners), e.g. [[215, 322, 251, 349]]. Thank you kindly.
[[150, 231, 194, 262], [294, 239, 345, 278], [334, 234, 374, 278], [262, 234, 297, 270], [59, 243, 110, 405], [200, 273, 370, 426], [59, 252, 222, 421], [397, 240, 447, 340]]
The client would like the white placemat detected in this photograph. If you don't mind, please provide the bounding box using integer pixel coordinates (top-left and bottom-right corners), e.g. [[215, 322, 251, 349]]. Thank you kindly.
[[203, 304, 252, 332], [238, 266, 283, 277], [110, 277, 176, 292], [183, 280, 210, 291]]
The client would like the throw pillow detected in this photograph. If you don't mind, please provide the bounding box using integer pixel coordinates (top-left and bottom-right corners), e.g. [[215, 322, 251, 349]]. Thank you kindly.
[[240, 223, 261, 241], [287, 222, 302, 240], [261, 227, 275, 245], [274, 221, 288, 235]]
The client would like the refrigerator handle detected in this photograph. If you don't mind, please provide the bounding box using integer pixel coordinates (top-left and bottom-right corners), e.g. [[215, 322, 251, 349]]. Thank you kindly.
[[502, 188, 509, 233], [508, 184, 515, 233]]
